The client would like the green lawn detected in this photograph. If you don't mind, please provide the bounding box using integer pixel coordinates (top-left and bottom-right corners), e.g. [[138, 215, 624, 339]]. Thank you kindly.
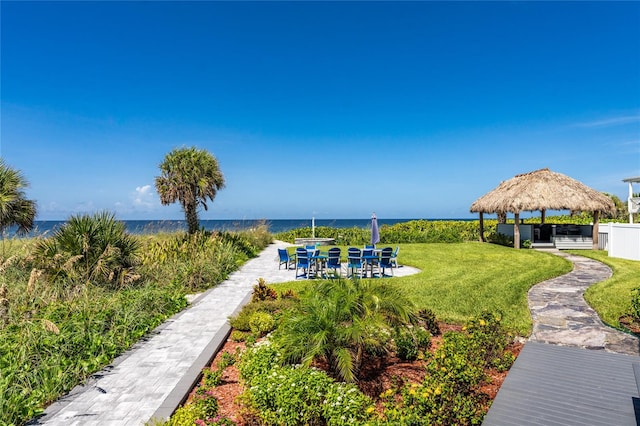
[[568, 250, 640, 329], [274, 242, 572, 335]]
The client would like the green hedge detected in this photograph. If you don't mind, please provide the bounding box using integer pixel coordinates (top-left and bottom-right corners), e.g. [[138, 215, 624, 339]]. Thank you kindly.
[[275, 215, 620, 246], [274, 219, 495, 245]]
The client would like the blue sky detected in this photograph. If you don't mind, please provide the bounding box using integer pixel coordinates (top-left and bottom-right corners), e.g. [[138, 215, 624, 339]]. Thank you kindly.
[[2, 1, 639, 221]]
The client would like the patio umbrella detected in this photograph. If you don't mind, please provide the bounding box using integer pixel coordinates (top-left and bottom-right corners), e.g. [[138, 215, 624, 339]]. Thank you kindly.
[[371, 213, 380, 247]]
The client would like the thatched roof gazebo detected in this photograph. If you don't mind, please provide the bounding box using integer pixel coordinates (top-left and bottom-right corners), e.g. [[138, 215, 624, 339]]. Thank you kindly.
[[470, 168, 615, 249]]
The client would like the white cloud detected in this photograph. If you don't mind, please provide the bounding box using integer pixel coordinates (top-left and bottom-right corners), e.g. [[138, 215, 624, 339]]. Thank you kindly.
[[574, 115, 640, 128], [133, 185, 155, 207]]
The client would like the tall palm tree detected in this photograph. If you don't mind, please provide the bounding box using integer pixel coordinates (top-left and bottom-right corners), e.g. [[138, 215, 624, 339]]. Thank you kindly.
[[155, 147, 225, 235], [0, 159, 37, 237]]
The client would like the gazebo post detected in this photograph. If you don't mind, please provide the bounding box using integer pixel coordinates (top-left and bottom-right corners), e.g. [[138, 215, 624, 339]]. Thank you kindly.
[[541, 209, 546, 224], [478, 212, 485, 242], [514, 212, 521, 249], [592, 211, 600, 250]]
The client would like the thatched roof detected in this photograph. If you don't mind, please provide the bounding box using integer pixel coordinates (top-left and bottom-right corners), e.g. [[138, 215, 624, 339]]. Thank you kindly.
[[470, 168, 615, 215]]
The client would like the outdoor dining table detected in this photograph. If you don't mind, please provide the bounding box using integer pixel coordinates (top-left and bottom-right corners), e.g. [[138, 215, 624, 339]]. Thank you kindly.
[[310, 252, 328, 278], [361, 250, 381, 278], [299, 247, 327, 278]]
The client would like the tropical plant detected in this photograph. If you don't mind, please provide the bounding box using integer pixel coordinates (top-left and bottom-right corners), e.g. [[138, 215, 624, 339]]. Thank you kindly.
[[237, 342, 374, 425], [274, 278, 416, 382], [139, 231, 239, 291], [33, 211, 141, 288], [380, 312, 515, 425], [0, 159, 36, 240], [155, 147, 225, 235], [603, 193, 628, 221]]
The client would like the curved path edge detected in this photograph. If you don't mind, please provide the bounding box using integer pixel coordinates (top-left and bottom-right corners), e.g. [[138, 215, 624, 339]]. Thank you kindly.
[[528, 249, 639, 356]]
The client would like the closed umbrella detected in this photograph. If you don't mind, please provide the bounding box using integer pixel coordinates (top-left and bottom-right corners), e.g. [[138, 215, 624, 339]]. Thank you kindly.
[[371, 213, 380, 247]]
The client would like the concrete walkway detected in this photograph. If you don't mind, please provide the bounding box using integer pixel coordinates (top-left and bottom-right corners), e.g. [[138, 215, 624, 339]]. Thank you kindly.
[[31, 242, 420, 426]]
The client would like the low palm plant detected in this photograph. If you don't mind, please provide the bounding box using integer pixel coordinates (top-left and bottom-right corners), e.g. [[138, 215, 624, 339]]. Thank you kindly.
[[33, 211, 141, 289], [275, 278, 416, 382]]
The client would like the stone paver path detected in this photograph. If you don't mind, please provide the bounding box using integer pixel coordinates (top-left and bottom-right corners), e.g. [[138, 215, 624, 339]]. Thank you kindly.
[[31, 242, 419, 426], [528, 249, 639, 356], [485, 249, 640, 425]]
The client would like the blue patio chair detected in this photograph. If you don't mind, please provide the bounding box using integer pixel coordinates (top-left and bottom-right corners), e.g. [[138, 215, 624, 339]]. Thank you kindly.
[[391, 246, 400, 268], [379, 247, 394, 276], [278, 248, 294, 270], [295, 247, 312, 279], [347, 247, 363, 278], [326, 247, 342, 278]]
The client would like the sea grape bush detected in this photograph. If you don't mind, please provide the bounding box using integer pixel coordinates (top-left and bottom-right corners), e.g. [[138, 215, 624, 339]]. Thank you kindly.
[[275, 215, 612, 246], [274, 220, 494, 245]]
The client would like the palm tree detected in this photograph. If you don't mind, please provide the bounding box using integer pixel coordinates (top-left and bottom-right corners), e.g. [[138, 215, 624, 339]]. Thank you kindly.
[[0, 159, 37, 237], [155, 147, 225, 235], [275, 278, 416, 382], [33, 211, 141, 288]]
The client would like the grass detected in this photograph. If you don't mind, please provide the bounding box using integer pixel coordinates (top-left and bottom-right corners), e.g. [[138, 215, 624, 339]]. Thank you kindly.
[[275, 242, 572, 335], [568, 250, 640, 329]]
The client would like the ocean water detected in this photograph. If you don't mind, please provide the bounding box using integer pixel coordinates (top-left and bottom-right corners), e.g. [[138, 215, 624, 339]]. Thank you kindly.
[[11, 218, 472, 238]]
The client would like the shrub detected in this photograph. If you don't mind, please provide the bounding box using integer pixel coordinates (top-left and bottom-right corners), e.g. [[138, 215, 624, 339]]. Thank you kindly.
[[417, 308, 441, 336], [394, 326, 431, 361], [202, 368, 223, 388], [230, 330, 247, 342], [139, 232, 239, 291], [33, 211, 141, 289], [239, 352, 374, 426], [251, 278, 278, 302], [381, 375, 486, 425], [228, 298, 295, 332], [237, 341, 282, 387], [217, 351, 236, 369], [166, 388, 219, 426], [274, 220, 493, 245], [249, 312, 275, 336], [322, 383, 375, 426], [631, 288, 640, 321], [381, 311, 515, 425], [280, 288, 298, 300], [486, 231, 514, 247], [463, 311, 513, 370]]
